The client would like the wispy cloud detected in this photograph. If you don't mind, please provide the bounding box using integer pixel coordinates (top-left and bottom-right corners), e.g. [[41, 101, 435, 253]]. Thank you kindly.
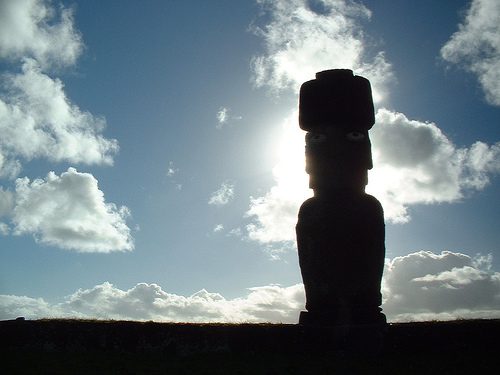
[[216, 107, 229, 129], [166, 161, 178, 177], [213, 224, 224, 232], [216, 106, 242, 129], [441, 0, 500, 106], [165, 161, 182, 190], [209, 181, 235, 206]]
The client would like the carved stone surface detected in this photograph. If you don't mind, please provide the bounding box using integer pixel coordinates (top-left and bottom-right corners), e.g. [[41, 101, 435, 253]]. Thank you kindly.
[[297, 192, 385, 325], [296, 69, 386, 327], [299, 69, 375, 132]]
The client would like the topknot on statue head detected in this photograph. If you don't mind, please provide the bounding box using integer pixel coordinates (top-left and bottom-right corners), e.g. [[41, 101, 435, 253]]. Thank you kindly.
[[298, 69, 375, 132]]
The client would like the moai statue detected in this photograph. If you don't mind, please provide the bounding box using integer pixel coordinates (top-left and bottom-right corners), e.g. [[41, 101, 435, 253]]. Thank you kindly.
[[296, 69, 386, 327]]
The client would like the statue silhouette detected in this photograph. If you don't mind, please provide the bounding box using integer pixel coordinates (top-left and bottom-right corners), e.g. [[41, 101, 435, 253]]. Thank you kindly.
[[296, 69, 386, 328]]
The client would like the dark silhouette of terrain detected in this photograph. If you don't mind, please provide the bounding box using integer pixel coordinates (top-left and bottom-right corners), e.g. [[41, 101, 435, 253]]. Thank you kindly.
[[1, 318, 499, 374]]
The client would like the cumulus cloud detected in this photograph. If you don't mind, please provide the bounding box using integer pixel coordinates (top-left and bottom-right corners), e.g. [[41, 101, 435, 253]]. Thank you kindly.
[[0, 151, 21, 179], [246, 190, 301, 244], [0, 0, 83, 69], [0, 0, 132, 250], [0, 59, 118, 171], [1, 251, 499, 322], [0, 294, 64, 319], [441, 0, 500, 106], [11, 168, 133, 252], [0, 282, 305, 323], [208, 181, 235, 205], [368, 109, 500, 222], [383, 251, 500, 321], [0, 0, 118, 175]]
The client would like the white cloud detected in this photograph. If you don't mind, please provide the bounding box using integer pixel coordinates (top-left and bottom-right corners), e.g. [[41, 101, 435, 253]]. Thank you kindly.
[[227, 227, 242, 237], [166, 161, 178, 177], [216, 107, 229, 129], [216, 107, 242, 130], [1, 251, 499, 322], [11, 168, 133, 252], [0, 282, 305, 323], [246, 108, 500, 240], [0, 0, 130, 250], [246, 190, 301, 244], [213, 224, 224, 232], [382, 251, 500, 321], [0, 59, 118, 170], [368, 109, 500, 222], [0, 150, 22, 179], [0, 186, 12, 234], [441, 0, 500, 106], [166, 161, 182, 190], [0, 0, 118, 175], [245, 0, 390, 246], [245, 0, 500, 244], [0, 0, 83, 69], [208, 181, 235, 206], [251, 0, 392, 101], [0, 294, 64, 320]]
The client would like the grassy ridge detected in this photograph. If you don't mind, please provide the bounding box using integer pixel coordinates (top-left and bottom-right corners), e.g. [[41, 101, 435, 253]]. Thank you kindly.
[[1, 319, 499, 374]]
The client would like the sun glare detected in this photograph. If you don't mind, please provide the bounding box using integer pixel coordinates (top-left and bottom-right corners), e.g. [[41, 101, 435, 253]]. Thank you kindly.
[[273, 111, 311, 199], [270, 112, 407, 223]]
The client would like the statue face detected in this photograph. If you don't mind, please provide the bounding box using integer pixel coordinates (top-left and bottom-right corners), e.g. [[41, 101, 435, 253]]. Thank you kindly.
[[305, 127, 372, 168], [346, 131, 366, 142]]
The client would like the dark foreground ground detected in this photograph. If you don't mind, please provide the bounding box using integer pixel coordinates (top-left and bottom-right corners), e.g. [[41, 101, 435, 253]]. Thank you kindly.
[[1, 318, 499, 374]]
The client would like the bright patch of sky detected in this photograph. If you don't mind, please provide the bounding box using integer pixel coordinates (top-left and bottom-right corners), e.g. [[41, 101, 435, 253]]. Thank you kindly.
[[0, 0, 499, 322]]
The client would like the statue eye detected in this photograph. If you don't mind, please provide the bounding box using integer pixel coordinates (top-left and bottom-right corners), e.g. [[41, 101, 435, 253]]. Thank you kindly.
[[307, 133, 326, 143], [346, 131, 365, 141]]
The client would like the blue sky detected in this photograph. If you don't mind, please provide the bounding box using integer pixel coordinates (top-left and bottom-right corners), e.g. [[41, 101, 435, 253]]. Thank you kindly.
[[0, 0, 499, 322]]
